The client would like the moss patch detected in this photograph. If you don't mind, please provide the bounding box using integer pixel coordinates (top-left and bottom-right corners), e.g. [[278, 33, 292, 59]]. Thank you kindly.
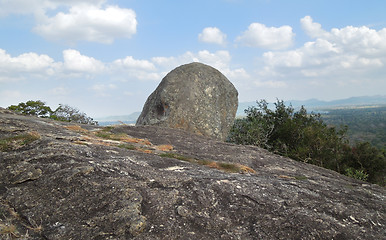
[[294, 175, 308, 181], [117, 144, 136, 150], [0, 132, 40, 152]]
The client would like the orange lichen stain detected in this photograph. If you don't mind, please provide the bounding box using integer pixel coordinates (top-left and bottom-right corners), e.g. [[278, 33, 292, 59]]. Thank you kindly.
[[207, 161, 220, 169], [65, 125, 89, 133], [137, 148, 153, 154], [120, 136, 152, 146], [154, 144, 174, 151], [73, 136, 113, 146], [28, 131, 41, 139], [237, 165, 256, 174], [279, 175, 295, 180]]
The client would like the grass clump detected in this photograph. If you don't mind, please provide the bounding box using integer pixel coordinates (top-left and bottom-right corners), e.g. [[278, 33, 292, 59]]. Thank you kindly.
[[118, 144, 136, 150], [94, 126, 115, 139], [159, 152, 192, 162], [159, 152, 255, 174], [294, 175, 308, 181], [217, 162, 241, 173], [0, 132, 40, 152], [0, 223, 19, 239]]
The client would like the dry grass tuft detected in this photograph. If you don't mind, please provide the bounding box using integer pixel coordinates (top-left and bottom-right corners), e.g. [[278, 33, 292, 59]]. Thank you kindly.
[[154, 144, 174, 151], [0, 131, 41, 152], [159, 153, 255, 174], [0, 223, 19, 238], [64, 125, 89, 133], [238, 165, 256, 174]]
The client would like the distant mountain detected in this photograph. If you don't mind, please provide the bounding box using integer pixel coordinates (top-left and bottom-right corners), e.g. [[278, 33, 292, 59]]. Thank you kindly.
[[96, 96, 386, 124], [237, 95, 386, 116], [96, 112, 141, 126]]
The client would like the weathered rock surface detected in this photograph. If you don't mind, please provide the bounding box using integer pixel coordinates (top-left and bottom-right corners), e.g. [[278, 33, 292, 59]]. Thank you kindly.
[[0, 108, 385, 239], [136, 62, 238, 141]]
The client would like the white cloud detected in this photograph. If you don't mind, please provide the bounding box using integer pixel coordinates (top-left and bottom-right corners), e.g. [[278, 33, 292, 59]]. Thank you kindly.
[[301, 16, 386, 57], [151, 50, 249, 82], [300, 16, 329, 39], [236, 23, 294, 50], [198, 27, 227, 45], [113, 56, 159, 81], [91, 83, 116, 97], [0, 48, 58, 81], [49, 86, 71, 96], [259, 16, 386, 92], [254, 80, 287, 88], [33, 3, 137, 44], [63, 49, 105, 73], [196, 50, 231, 70], [113, 56, 156, 71], [0, 0, 106, 17]]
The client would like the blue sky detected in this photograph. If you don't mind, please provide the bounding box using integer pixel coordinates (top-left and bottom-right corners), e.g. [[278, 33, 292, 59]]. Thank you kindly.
[[1, 0, 385, 118]]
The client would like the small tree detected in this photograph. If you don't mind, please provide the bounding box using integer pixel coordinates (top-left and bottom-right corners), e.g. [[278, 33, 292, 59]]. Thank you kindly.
[[51, 104, 98, 125], [7, 100, 53, 118], [228, 99, 348, 172]]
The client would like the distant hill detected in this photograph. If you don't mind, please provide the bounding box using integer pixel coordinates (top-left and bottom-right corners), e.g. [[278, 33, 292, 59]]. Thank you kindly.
[[96, 112, 141, 126], [96, 96, 386, 124], [237, 95, 386, 116]]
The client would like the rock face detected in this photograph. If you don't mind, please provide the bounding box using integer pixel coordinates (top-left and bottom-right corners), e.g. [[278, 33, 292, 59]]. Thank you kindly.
[[0, 108, 385, 239], [136, 62, 238, 141]]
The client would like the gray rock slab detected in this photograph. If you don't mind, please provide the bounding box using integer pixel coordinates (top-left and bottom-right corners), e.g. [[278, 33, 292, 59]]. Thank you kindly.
[[0, 108, 385, 239]]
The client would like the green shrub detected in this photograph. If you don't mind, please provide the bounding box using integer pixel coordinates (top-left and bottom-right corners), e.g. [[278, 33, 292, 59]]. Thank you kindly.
[[345, 168, 369, 181], [228, 99, 385, 186]]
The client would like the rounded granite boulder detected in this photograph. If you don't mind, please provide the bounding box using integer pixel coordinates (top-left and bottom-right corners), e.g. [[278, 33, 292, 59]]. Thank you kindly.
[[136, 62, 238, 141]]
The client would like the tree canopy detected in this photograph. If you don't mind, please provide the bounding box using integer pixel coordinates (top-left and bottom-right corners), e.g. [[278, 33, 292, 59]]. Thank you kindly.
[[7, 100, 98, 126], [7, 100, 53, 118]]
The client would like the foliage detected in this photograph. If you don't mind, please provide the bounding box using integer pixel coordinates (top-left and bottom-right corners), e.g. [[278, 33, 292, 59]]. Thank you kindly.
[[228, 99, 385, 186], [7, 100, 52, 118], [7, 100, 98, 125], [51, 104, 98, 125], [320, 106, 386, 149], [345, 168, 369, 182], [341, 142, 385, 185]]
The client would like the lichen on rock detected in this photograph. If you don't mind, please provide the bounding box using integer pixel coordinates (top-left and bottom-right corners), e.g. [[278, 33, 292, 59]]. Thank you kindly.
[[0, 108, 385, 239], [136, 62, 238, 141]]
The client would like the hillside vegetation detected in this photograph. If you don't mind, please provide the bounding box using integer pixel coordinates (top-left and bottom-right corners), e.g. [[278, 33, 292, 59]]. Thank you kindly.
[[228, 100, 385, 186], [320, 106, 386, 149]]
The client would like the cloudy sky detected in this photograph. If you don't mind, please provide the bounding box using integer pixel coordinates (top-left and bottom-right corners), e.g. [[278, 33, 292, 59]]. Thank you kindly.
[[1, 0, 385, 118]]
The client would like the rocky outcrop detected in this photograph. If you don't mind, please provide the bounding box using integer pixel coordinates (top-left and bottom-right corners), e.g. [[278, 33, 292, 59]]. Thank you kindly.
[[136, 62, 238, 141], [0, 108, 385, 239]]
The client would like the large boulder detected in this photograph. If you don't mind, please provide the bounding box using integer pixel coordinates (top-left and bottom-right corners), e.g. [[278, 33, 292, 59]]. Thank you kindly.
[[136, 62, 238, 141]]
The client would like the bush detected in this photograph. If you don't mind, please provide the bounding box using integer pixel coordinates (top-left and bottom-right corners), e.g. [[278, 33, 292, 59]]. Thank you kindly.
[[228, 100, 346, 170], [345, 168, 369, 182], [228, 99, 385, 186]]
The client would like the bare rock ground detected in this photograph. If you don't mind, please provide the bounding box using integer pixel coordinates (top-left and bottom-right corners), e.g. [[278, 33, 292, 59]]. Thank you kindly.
[[0, 108, 384, 239]]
